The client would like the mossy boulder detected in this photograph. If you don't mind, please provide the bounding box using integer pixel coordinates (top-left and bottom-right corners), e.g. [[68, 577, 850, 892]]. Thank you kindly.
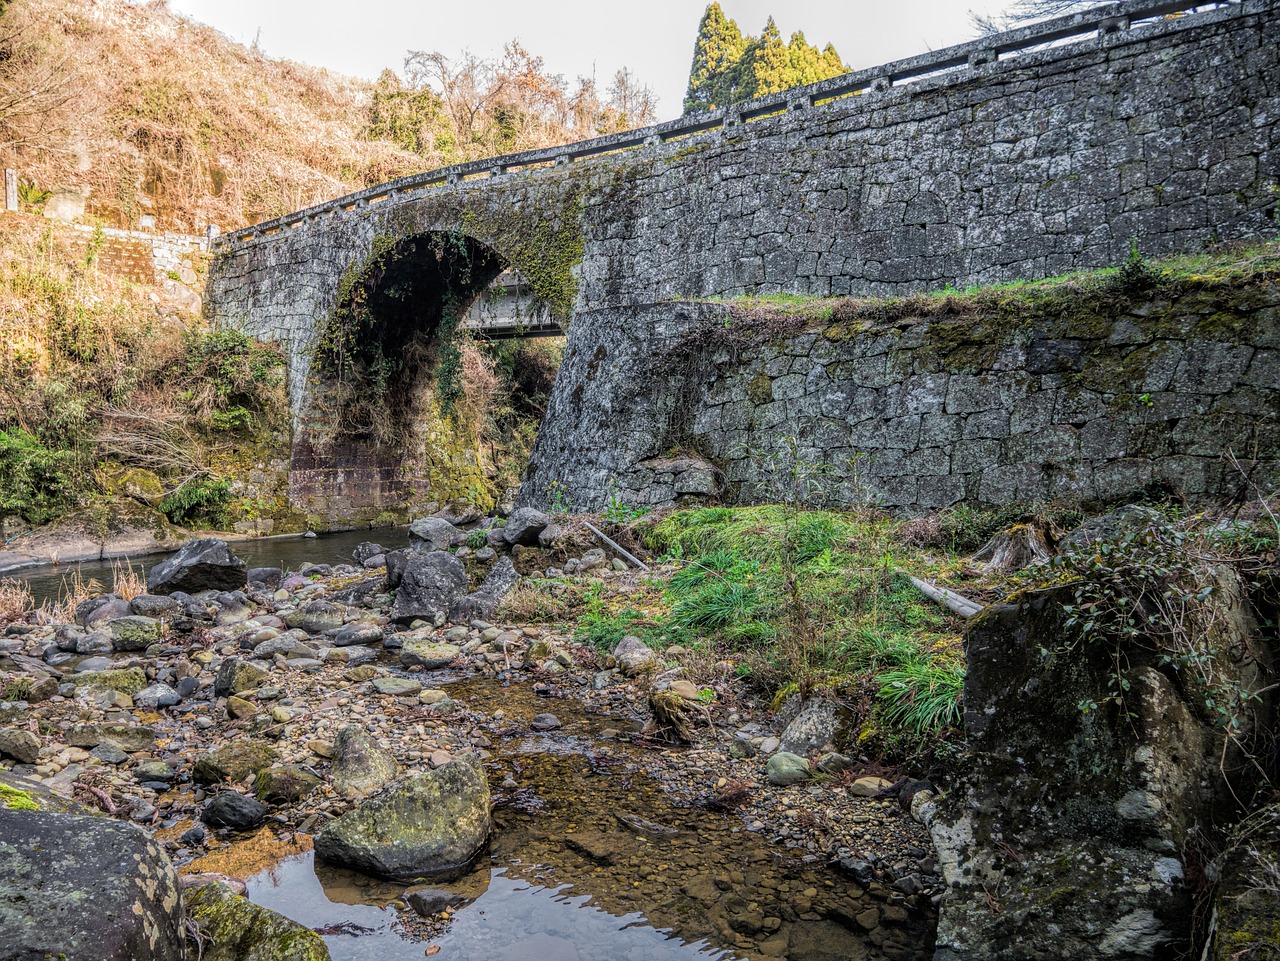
[[185, 880, 330, 961], [214, 656, 269, 696], [328, 725, 399, 798], [1207, 805, 1280, 961], [0, 808, 185, 961], [107, 614, 161, 651], [254, 765, 321, 803], [194, 740, 278, 784], [315, 754, 490, 880], [399, 633, 461, 669], [71, 666, 147, 696], [100, 466, 165, 507]]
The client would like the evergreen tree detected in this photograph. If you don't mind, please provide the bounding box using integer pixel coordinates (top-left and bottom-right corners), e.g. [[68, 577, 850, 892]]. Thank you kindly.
[[683, 6, 849, 113], [684, 2, 746, 112]]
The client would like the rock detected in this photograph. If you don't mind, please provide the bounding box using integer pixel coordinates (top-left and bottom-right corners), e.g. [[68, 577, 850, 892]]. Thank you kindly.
[[502, 507, 549, 547], [193, 740, 278, 784], [766, 752, 810, 786], [185, 880, 330, 961], [43, 186, 86, 222], [134, 683, 180, 708], [373, 676, 422, 696], [284, 600, 346, 634], [0, 728, 39, 763], [613, 635, 658, 676], [65, 722, 156, 753], [405, 885, 464, 917], [315, 755, 491, 880], [252, 637, 314, 659], [212, 591, 255, 626], [80, 597, 132, 629], [390, 551, 468, 626], [668, 679, 701, 700], [0, 808, 185, 960], [71, 666, 147, 696], [926, 577, 1263, 961], [408, 517, 461, 552], [134, 760, 174, 783], [530, 713, 562, 731], [213, 657, 269, 697], [450, 557, 522, 622], [329, 725, 399, 797], [611, 558, 629, 572], [352, 541, 386, 564], [1060, 504, 1168, 551], [779, 698, 839, 756], [850, 776, 894, 797], [1206, 804, 1280, 961], [146, 538, 247, 595], [400, 633, 462, 670], [254, 765, 321, 803], [247, 567, 283, 590], [334, 622, 383, 647], [75, 631, 113, 655], [90, 743, 129, 765], [202, 792, 269, 830], [129, 594, 181, 618], [816, 752, 855, 775], [226, 695, 256, 719]]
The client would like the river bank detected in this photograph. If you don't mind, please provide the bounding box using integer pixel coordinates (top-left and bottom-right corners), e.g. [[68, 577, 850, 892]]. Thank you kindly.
[[0, 527, 940, 960]]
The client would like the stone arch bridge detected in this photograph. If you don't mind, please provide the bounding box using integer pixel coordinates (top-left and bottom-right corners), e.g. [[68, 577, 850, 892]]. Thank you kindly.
[[206, 0, 1279, 520]]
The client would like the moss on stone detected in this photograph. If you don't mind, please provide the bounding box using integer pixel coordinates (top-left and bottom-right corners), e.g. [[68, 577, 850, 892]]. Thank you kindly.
[[72, 667, 147, 696], [185, 881, 330, 961], [0, 783, 39, 811]]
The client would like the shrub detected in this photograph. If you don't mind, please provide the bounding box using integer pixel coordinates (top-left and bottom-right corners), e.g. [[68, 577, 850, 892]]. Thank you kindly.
[[159, 476, 232, 529]]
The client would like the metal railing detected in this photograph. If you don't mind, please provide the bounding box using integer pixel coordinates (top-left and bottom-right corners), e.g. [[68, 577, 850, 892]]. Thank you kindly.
[[213, 0, 1247, 251]]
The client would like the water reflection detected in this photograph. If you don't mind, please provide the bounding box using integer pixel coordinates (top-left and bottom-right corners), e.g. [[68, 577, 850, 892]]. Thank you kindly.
[[247, 853, 738, 961]]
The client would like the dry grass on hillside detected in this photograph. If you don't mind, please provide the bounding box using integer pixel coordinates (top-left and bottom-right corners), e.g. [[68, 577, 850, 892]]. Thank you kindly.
[[1, 0, 423, 231]]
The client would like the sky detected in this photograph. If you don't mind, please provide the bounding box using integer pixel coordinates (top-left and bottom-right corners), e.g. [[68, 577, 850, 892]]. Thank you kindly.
[[165, 0, 1020, 120]]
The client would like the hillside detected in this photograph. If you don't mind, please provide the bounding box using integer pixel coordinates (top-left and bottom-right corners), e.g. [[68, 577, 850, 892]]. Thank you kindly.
[[0, 0, 659, 233], [0, 0, 425, 231]]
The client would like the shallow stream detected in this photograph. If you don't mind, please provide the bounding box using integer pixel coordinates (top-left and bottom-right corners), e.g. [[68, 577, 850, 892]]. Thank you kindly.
[[239, 675, 932, 961], [13, 528, 402, 608]]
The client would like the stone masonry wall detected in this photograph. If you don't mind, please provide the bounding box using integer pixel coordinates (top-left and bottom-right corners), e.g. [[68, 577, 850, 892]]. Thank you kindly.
[[521, 274, 1280, 512]]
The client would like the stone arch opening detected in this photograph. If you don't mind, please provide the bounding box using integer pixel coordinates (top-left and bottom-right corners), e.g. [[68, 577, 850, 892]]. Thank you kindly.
[[296, 229, 564, 523], [317, 231, 508, 434]]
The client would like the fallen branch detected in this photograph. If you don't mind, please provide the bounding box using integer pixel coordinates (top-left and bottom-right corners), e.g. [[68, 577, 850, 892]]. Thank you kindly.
[[583, 521, 650, 572], [905, 574, 984, 618]]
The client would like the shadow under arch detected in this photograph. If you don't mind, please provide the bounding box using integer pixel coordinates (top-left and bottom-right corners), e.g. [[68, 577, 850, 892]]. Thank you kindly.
[[293, 229, 537, 523]]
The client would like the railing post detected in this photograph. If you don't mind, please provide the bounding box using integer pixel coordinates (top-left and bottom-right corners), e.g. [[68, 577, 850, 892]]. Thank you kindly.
[[554, 154, 571, 166], [4, 169, 16, 212], [1098, 15, 1131, 36], [644, 134, 662, 148], [872, 77, 891, 92], [969, 49, 997, 67]]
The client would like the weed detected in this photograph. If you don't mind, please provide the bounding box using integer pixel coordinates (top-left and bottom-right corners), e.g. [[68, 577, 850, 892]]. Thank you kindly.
[[876, 662, 965, 736], [0, 579, 33, 623]]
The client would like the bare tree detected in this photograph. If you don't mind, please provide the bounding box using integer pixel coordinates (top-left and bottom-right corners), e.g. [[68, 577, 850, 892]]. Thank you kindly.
[[0, 2, 81, 153], [600, 67, 658, 134]]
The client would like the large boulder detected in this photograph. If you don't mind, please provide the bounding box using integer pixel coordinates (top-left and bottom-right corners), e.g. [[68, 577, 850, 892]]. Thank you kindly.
[[315, 754, 491, 880], [389, 551, 467, 626], [147, 538, 247, 595], [185, 880, 330, 961], [0, 808, 185, 961], [284, 600, 346, 634], [408, 517, 461, 552], [926, 568, 1270, 961], [64, 722, 156, 753], [329, 725, 399, 797], [502, 507, 549, 547]]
